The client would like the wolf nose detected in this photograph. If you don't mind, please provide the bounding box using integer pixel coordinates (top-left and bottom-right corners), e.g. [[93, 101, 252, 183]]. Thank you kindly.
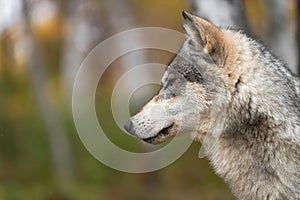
[[124, 119, 136, 136]]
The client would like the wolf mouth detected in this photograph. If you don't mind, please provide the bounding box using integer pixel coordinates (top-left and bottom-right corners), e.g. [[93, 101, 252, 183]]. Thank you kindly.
[[142, 123, 175, 143]]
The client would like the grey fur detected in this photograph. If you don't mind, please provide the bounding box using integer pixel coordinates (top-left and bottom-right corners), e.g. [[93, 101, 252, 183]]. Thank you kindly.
[[124, 12, 300, 199]]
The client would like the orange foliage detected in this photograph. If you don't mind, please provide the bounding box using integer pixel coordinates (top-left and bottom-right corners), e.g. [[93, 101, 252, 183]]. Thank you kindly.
[[31, 14, 62, 44]]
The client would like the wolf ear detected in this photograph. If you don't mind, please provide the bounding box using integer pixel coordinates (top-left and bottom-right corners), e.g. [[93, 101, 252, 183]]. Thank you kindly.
[[182, 11, 226, 66]]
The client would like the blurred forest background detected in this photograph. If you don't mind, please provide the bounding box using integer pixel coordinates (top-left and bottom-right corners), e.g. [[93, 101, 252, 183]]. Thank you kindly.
[[0, 0, 299, 199]]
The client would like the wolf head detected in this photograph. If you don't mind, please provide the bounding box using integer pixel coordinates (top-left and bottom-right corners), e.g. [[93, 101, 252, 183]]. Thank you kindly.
[[124, 11, 246, 144]]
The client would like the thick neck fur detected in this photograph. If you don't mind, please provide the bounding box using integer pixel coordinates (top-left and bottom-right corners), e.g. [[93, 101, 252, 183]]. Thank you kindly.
[[205, 30, 300, 200]]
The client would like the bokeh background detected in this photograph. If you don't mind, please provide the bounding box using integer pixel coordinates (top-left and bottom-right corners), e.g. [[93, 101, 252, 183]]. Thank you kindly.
[[0, 0, 299, 199]]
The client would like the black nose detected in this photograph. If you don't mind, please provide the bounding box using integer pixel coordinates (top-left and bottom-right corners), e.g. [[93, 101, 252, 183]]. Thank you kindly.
[[124, 119, 136, 136]]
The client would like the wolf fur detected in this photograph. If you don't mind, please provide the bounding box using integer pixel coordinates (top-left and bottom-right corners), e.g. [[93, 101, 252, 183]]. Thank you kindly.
[[124, 11, 300, 199]]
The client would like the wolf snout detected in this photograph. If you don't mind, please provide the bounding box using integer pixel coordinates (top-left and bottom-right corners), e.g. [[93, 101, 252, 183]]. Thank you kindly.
[[124, 119, 136, 136]]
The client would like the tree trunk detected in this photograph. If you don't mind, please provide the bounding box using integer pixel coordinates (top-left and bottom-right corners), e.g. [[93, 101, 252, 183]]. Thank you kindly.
[[60, 0, 104, 101], [262, 0, 298, 74], [190, 0, 249, 31], [21, 0, 74, 181]]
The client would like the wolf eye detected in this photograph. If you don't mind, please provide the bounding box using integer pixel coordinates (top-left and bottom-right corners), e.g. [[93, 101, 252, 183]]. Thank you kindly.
[[163, 92, 176, 99], [188, 39, 194, 46]]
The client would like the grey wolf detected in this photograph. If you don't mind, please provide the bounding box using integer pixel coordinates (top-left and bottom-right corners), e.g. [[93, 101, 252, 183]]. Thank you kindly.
[[124, 11, 300, 199]]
